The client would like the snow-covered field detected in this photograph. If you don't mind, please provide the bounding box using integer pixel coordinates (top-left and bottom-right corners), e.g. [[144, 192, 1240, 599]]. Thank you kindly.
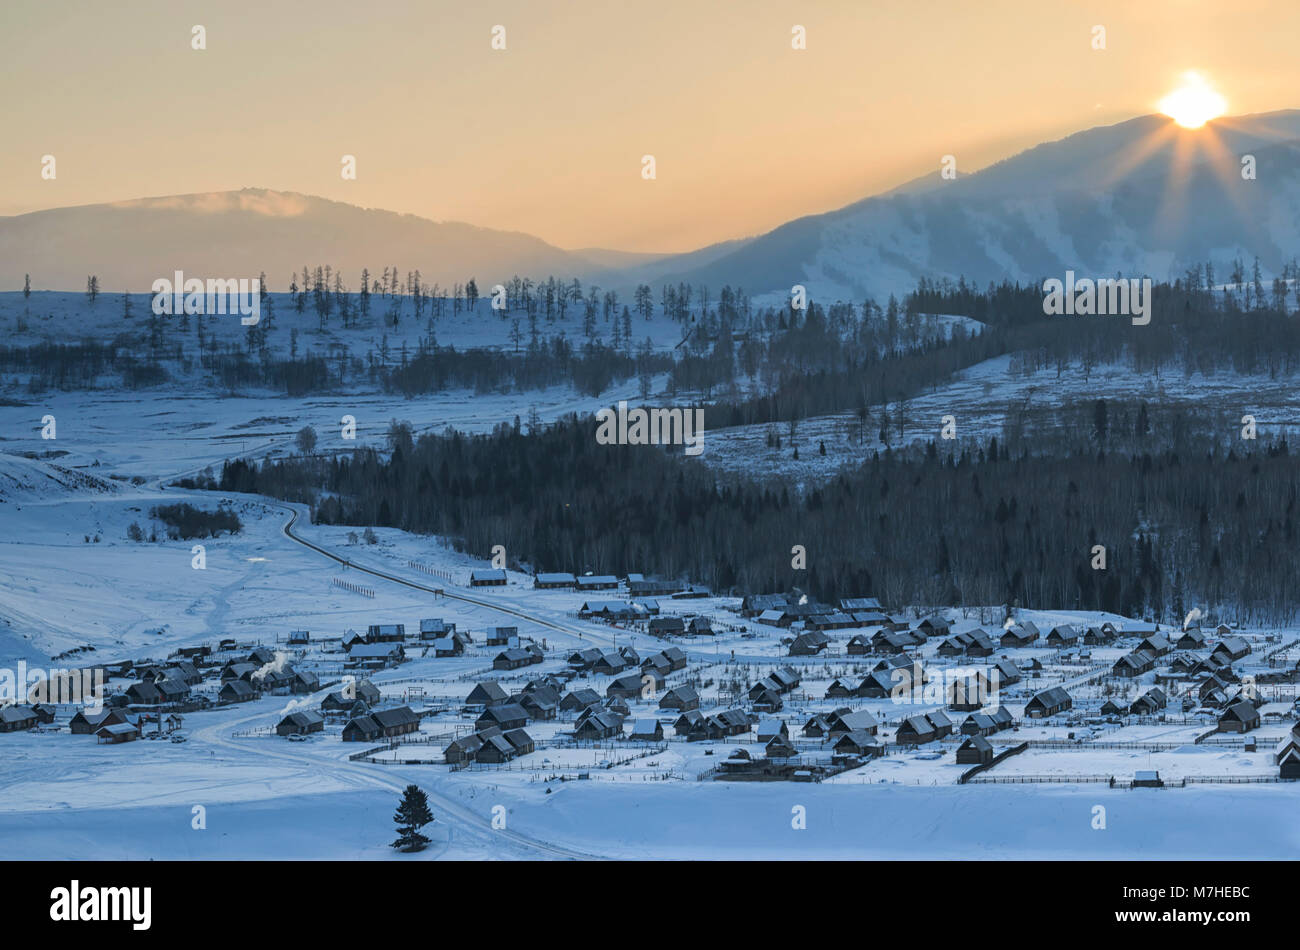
[[701, 350, 1300, 481], [0, 460, 1296, 860], [1, 288, 1297, 860]]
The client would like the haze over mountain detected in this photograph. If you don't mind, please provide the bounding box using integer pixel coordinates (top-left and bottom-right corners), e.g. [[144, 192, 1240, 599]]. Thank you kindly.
[[6, 111, 1300, 301], [0, 189, 624, 294]]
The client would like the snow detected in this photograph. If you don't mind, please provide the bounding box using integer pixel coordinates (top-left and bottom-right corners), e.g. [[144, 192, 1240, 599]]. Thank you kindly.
[[1, 295, 1297, 858]]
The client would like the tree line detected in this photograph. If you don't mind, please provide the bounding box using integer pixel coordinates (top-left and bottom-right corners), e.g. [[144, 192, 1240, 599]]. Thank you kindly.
[[216, 403, 1300, 625]]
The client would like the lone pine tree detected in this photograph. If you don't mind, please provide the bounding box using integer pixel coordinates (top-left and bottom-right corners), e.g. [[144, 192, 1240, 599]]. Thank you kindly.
[[392, 784, 434, 852]]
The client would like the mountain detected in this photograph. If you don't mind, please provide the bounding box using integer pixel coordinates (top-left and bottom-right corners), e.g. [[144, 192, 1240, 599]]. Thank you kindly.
[[0, 189, 617, 292], [658, 110, 1300, 302], [9, 111, 1300, 301]]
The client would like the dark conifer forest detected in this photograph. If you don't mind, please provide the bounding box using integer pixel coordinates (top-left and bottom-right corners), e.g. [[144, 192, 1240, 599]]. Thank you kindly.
[[218, 402, 1300, 625]]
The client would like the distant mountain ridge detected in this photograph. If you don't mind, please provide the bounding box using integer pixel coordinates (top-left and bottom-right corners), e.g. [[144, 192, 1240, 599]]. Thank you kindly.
[[6, 111, 1300, 300], [659, 110, 1300, 301], [0, 189, 622, 293]]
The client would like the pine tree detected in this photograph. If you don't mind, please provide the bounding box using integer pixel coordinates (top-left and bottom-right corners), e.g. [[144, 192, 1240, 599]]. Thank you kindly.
[[391, 784, 434, 852]]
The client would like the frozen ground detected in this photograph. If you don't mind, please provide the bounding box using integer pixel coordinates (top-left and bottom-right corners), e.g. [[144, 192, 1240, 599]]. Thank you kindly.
[[701, 351, 1300, 482], [0, 463, 1296, 859], [1, 287, 1297, 859]]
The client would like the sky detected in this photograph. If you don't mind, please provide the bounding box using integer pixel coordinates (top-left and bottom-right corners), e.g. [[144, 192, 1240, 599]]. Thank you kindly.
[[3, 0, 1299, 254]]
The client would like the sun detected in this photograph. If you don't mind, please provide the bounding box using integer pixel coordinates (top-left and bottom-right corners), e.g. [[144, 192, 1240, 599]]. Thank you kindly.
[[1159, 72, 1227, 128]]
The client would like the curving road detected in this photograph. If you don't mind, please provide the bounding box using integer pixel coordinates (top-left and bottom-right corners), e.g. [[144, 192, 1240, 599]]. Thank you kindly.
[[271, 501, 616, 648], [253, 499, 607, 859]]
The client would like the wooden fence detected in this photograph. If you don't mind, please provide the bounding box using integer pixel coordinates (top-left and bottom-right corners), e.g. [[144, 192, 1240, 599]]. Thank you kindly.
[[959, 741, 1028, 784], [332, 578, 375, 598], [406, 560, 453, 585], [967, 773, 1292, 786]]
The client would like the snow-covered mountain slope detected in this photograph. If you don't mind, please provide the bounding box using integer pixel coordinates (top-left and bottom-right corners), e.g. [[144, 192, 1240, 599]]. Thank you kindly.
[[661, 111, 1300, 302], [0, 453, 120, 504]]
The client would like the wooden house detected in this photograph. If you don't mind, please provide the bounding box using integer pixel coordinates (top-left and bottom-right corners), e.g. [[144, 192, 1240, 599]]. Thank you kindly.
[[788, 631, 831, 656], [687, 617, 715, 637], [803, 714, 833, 738], [1217, 700, 1260, 733], [219, 680, 256, 704], [560, 688, 602, 713], [1212, 637, 1251, 663], [873, 630, 917, 654], [855, 670, 899, 699], [947, 672, 995, 712], [276, 711, 325, 736], [673, 710, 705, 736], [839, 597, 883, 612], [992, 659, 1021, 687], [832, 730, 881, 757], [126, 681, 162, 705], [1275, 726, 1300, 778], [1024, 686, 1072, 718], [658, 685, 699, 712], [248, 647, 277, 665], [444, 734, 485, 764], [691, 708, 750, 741], [1129, 687, 1168, 716], [806, 612, 856, 631], [348, 643, 405, 668], [649, 617, 686, 638], [1046, 625, 1081, 648], [574, 710, 624, 740], [916, 617, 951, 639], [1000, 624, 1039, 648], [492, 648, 533, 671], [826, 710, 878, 736], [534, 572, 577, 589], [825, 678, 855, 699], [896, 714, 938, 745], [95, 722, 141, 744], [629, 719, 664, 741], [1113, 650, 1155, 678], [960, 712, 999, 736], [69, 709, 127, 735], [955, 735, 994, 765], [477, 703, 528, 732], [741, 593, 789, 617], [485, 626, 518, 646], [1138, 634, 1173, 657], [766, 735, 799, 759], [475, 734, 518, 763], [846, 634, 873, 656], [0, 706, 38, 732]]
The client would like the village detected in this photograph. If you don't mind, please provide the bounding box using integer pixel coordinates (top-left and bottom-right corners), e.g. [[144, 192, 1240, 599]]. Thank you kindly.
[[4, 564, 1298, 795]]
